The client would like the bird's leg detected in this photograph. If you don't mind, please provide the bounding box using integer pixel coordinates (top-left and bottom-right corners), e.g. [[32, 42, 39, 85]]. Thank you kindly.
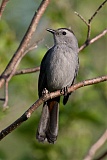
[[42, 88, 49, 96], [63, 86, 69, 96], [60, 86, 69, 96]]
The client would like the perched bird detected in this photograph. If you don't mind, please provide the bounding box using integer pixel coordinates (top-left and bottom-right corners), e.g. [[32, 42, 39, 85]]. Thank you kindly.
[[36, 28, 79, 143]]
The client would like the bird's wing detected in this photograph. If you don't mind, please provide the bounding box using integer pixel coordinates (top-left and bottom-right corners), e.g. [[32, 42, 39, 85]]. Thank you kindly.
[[38, 48, 52, 97], [63, 57, 79, 105]]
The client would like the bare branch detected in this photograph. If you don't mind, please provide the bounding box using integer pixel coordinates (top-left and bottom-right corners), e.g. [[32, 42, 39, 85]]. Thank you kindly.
[[79, 29, 107, 52], [89, 29, 107, 43], [89, 0, 107, 23], [0, 75, 107, 141], [84, 130, 107, 160], [0, 0, 9, 18], [0, 0, 50, 89], [86, 0, 107, 40], [3, 80, 9, 108], [75, 0, 107, 47], [74, 12, 89, 26], [0, 96, 43, 140], [75, 11, 91, 40], [24, 38, 44, 55], [13, 67, 40, 76]]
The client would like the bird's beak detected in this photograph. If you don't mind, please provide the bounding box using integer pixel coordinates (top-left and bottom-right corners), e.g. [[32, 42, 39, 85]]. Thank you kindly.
[[46, 28, 55, 34]]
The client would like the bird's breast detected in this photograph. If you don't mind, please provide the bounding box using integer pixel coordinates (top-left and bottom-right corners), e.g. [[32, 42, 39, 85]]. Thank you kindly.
[[46, 46, 78, 91]]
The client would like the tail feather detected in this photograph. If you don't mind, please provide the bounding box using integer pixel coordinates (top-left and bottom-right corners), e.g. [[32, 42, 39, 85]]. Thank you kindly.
[[36, 99, 59, 143], [36, 102, 49, 142], [46, 101, 59, 143]]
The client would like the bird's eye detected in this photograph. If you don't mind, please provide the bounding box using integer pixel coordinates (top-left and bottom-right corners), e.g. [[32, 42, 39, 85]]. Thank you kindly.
[[62, 31, 66, 35]]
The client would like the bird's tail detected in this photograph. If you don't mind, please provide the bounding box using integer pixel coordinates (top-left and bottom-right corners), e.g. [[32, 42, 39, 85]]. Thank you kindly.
[[36, 98, 59, 143]]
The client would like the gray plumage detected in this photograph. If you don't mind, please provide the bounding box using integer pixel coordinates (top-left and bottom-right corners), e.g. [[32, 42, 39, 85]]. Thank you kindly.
[[36, 28, 79, 143]]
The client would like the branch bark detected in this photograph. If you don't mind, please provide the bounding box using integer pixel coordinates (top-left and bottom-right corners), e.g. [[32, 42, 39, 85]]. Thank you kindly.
[[84, 129, 107, 160], [13, 67, 40, 76], [0, 0, 9, 18], [75, 0, 107, 51], [79, 29, 107, 52], [0, 75, 107, 140]]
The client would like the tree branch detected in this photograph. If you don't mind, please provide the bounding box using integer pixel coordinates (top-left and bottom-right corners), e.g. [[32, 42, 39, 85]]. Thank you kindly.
[[89, 0, 107, 23], [0, 75, 107, 140], [79, 29, 107, 52], [3, 79, 9, 108], [84, 129, 107, 160], [75, 0, 107, 51], [75, 12, 88, 26], [0, 0, 50, 107], [0, 0, 9, 18], [0, 0, 50, 89], [13, 67, 40, 76]]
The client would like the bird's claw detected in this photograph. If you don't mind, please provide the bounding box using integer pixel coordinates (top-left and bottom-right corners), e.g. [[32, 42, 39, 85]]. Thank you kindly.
[[42, 88, 49, 96], [60, 86, 69, 96]]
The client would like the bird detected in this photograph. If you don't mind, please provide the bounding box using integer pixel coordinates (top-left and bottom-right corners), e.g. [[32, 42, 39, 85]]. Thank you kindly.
[[36, 28, 79, 143]]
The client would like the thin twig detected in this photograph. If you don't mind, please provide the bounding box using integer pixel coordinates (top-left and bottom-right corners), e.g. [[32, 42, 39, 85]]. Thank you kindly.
[[0, 75, 107, 140], [84, 130, 107, 160], [87, 24, 91, 41], [0, 0, 9, 18], [13, 67, 40, 76], [75, 0, 107, 47], [86, 0, 107, 41], [89, 29, 107, 44], [3, 80, 8, 108], [24, 38, 44, 54], [89, 0, 107, 23], [74, 12, 88, 26], [79, 29, 107, 52], [0, 66, 40, 102]]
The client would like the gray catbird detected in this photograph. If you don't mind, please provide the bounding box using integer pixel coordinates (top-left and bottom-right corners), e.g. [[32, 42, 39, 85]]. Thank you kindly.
[[36, 28, 79, 143]]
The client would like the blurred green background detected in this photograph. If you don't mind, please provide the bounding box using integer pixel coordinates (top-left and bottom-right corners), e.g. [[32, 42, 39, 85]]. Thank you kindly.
[[0, 0, 107, 160]]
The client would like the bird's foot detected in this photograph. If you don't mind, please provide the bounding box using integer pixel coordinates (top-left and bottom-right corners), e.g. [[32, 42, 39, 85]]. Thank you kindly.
[[60, 86, 69, 96], [42, 88, 49, 96]]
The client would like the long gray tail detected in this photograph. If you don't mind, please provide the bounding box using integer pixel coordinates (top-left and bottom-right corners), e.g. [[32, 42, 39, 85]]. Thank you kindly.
[[36, 99, 59, 143]]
